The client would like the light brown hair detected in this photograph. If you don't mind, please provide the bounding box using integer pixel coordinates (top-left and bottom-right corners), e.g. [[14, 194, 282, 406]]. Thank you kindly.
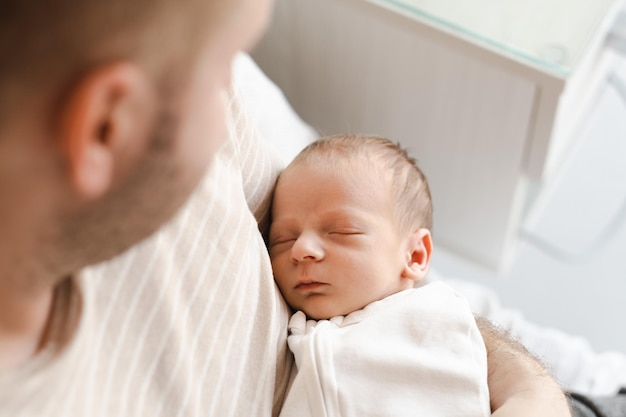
[[291, 134, 433, 232]]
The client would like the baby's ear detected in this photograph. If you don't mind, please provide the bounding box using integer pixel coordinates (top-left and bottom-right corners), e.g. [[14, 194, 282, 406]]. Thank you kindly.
[[401, 228, 432, 281]]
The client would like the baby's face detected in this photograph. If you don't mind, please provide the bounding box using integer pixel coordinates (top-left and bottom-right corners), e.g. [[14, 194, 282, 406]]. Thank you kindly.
[[269, 160, 414, 320]]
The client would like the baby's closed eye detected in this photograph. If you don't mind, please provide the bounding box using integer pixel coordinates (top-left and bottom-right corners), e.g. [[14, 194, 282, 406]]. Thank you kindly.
[[269, 235, 296, 248], [328, 229, 364, 235]]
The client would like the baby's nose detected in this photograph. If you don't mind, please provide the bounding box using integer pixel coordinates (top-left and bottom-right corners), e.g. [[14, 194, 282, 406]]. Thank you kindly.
[[290, 232, 324, 263]]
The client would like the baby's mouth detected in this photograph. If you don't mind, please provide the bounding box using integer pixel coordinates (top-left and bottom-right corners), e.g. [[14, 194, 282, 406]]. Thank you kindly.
[[295, 281, 327, 292]]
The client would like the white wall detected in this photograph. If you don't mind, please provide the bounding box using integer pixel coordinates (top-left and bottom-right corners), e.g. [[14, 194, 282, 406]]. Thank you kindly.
[[433, 60, 626, 354]]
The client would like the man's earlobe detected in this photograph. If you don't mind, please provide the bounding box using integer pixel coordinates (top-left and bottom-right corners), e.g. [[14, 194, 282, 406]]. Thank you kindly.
[[401, 228, 433, 281], [58, 62, 155, 199]]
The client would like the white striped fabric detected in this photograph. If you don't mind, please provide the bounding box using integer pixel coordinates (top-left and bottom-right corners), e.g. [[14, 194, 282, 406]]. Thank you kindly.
[[0, 83, 293, 417]]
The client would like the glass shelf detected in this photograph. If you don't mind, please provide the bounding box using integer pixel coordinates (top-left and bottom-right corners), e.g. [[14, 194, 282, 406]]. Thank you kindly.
[[366, 0, 618, 77]]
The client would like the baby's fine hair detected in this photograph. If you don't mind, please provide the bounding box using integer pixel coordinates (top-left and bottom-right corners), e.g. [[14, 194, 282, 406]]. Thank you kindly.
[[291, 134, 433, 232]]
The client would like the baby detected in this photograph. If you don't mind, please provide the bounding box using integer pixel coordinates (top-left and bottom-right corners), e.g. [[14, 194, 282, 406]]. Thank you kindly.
[[269, 134, 490, 417]]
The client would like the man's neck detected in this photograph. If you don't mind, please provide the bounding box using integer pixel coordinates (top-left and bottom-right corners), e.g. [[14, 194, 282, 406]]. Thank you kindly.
[[0, 277, 55, 371]]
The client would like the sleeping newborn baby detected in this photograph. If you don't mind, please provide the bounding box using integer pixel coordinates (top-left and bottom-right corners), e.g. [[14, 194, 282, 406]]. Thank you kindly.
[[269, 134, 490, 417]]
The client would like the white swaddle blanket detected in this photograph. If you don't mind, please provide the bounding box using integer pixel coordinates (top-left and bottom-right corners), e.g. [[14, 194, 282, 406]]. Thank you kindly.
[[279, 282, 490, 417]]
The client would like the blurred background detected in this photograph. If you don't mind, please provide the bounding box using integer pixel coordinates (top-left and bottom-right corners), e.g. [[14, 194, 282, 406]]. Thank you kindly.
[[432, 58, 626, 353]]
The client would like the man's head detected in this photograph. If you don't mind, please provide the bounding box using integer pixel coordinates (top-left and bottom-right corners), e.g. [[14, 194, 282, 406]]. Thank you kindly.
[[0, 0, 273, 286], [0, 0, 264, 122], [269, 134, 433, 319]]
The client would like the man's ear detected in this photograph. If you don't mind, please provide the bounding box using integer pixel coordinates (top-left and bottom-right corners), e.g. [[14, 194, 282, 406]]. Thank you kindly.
[[58, 62, 156, 199], [401, 228, 433, 282]]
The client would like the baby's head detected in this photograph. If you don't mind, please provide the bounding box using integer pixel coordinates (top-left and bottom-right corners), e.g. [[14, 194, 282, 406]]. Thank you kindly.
[[269, 134, 433, 320]]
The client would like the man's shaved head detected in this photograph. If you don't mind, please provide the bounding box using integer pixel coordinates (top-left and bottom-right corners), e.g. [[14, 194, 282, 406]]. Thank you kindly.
[[0, 0, 230, 125]]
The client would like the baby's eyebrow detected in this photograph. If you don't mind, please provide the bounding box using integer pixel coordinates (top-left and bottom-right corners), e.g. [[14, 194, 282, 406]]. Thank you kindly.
[[321, 209, 370, 223], [269, 218, 290, 230], [268, 221, 292, 238]]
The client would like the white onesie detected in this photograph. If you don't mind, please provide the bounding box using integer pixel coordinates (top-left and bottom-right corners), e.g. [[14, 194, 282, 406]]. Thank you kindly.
[[279, 282, 490, 417]]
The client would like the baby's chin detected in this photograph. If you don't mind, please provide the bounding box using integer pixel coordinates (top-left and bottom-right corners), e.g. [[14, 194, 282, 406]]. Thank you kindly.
[[300, 302, 361, 321], [298, 305, 335, 321], [303, 311, 332, 321]]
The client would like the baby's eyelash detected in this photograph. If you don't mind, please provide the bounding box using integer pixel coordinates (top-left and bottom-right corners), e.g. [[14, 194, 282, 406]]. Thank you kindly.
[[269, 237, 295, 247], [328, 229, 363, 235]]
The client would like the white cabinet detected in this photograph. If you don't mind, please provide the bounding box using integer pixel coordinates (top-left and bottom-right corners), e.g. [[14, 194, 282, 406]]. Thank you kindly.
[[252, 0, 624, 271]]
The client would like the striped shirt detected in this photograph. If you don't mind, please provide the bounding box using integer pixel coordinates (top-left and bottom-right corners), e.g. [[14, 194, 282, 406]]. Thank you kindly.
[[0, 85, 293, 417]]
